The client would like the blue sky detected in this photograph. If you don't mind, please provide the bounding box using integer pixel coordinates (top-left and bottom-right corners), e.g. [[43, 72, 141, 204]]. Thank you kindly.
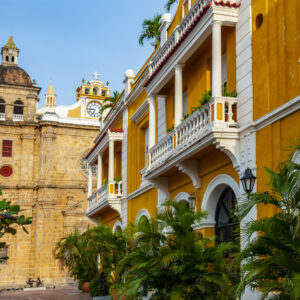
[[0, 0, 176, 107]]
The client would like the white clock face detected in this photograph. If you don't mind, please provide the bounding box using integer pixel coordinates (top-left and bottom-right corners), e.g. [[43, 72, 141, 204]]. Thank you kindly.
[[87, 102, 101, 118]]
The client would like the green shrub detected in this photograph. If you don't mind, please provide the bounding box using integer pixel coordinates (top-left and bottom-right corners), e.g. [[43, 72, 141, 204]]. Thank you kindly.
[[89, 272, 109, 297]]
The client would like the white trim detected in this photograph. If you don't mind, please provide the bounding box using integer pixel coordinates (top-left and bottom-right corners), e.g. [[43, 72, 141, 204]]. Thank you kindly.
[[130, 100, 149, 122], [135, 209, 151, 223], [112, 220, 123, 233], [254, 94, 300, 131], [126, 182, 154, 201], [201, 174, 240, 225], [174, 191, 190, 202]]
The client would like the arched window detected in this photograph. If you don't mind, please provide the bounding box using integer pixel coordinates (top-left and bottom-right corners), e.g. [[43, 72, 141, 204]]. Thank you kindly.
[[0, 99, 5, 114], [93, 87, 98, 95], [11, 56, 14, 62], [215, 186, 239, 244], [13, 100, 24, 115], [5, 56, 9, 62]]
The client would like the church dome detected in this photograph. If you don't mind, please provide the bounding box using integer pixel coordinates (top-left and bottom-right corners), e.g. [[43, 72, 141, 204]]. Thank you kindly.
[[0, 65, 32, 87]]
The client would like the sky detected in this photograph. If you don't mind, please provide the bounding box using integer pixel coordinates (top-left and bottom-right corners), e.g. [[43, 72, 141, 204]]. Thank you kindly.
[[0, 0, 176, 107]]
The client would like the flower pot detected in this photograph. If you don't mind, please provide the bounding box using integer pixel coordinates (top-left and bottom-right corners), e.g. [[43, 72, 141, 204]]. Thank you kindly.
[[82, 282, 90, 293]]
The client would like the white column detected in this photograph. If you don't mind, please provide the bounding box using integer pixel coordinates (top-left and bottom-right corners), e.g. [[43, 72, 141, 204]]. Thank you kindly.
[[174, 64, 183, 127], [97, 153, 102, 190], [148, 95, 156, 148], [212, 21, 222, 98], [88, 164, 93, 197], [109, 139, 115, 182]]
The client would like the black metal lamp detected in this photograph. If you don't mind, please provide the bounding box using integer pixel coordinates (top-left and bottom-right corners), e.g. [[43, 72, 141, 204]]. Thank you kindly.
[[188, 195, 196, 210], [240, 168, 256, 193]]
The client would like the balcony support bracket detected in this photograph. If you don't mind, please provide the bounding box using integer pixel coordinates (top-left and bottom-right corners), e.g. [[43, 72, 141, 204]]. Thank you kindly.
[[108, 198, 122, 215], [176, 160, 201, 189], [213, 134, 240, 173], [149, 177, 170, 201]]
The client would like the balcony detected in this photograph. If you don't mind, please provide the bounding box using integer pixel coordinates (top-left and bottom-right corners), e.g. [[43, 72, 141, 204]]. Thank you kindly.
[[86, 180, 123, 218], [13, 114, 24, 121], [0, 113, 5, 120], [145, 96, 239, 180], [144, 0, 240, 92]]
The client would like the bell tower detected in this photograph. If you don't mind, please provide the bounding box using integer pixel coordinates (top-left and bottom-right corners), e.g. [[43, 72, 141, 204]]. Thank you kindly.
[[45, 81, 56, 108], [1, 36, 19, 66]]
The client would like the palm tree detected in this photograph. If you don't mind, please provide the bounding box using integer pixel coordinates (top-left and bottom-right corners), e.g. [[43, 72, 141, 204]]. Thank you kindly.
[[116, 201, 238, 299], [101, 90, 120, 114], [235, 151, 300, 299], [53, 229, 98, 288], [139, 14, 161, 48], [165, 0, 178, 12]]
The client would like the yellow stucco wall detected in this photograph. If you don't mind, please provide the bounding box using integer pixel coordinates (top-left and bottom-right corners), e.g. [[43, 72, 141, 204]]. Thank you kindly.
[[67, 105, 81, 118], [256, 110, 300, 218], [252, 0, 300, 120], [127, 189, 158, 224], [168, 147, 239, 211]]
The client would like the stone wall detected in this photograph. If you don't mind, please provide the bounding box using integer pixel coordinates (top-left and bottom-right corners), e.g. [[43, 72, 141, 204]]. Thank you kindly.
[[0, 120, 98, 288]]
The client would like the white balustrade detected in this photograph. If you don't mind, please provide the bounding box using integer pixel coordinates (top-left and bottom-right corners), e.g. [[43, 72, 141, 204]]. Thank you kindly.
[[148, 97, 237, 169], [149, 0, 211, 76], [149, 130, 176, 168], [13, 114, 24, 121], [88, 180, 123, 211], [0, 113, 5, 120], [110, 180, 122, 197]]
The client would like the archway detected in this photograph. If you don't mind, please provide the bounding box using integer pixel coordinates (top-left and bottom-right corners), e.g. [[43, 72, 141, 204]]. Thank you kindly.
[[201, 174, 240, 229], [215, 186, 239, 244]]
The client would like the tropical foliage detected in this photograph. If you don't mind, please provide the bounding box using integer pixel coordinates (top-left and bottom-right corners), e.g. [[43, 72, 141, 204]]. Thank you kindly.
[[115, 201, 238, 299], [54, 224, 128, 297], [0, 187, 32, 263], [139, 14, 162, 48], [235, 146, 300, 299], [53, 228, 98, 290], [165, 0, 178, 12], [101, 90, 120, 114]]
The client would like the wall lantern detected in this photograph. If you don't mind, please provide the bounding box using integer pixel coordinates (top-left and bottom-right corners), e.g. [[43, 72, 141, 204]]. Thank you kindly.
[[240, 168, 256, 193], [188, 195, 196, 210]]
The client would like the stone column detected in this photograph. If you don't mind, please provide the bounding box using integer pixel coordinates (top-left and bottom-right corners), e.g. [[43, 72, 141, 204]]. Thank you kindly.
[[97, 153, 102, 190], [148, 95, 156, 148], [20, 132, 35, 184], [39, 127, 56, 184], [212, 21, 222, 98], [174, 64, 184, 127], [88, 164, 93, 197]]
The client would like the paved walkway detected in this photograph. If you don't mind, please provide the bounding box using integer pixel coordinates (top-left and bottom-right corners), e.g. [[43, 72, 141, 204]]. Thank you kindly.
[[0, 286, 92, 300]]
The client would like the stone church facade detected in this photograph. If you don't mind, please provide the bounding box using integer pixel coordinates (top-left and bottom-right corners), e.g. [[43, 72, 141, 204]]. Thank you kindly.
[[0, 37, 107, 287]]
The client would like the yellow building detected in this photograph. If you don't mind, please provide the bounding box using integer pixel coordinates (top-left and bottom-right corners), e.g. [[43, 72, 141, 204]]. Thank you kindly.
[[85, 0, 299, 298], [0, 36, 111, 288]]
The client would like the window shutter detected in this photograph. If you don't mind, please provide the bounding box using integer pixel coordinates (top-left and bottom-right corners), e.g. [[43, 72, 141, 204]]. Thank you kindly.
[[2, 140, 12, 157]]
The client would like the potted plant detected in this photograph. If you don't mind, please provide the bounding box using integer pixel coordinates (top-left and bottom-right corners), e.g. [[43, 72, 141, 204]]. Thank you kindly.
[[54, 229, 98, 293], [89, 272, 110, 300]]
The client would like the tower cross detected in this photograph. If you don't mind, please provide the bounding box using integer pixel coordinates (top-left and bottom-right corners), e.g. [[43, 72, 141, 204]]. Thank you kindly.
[[93, 72, 99, 80]]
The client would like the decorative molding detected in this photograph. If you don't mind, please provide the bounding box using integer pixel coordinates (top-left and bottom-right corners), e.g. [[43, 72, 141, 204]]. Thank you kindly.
[[176, 160, 201, 188], [130, 100, 149, 122], [126, 182, 154, 201], [112, 220, 123, 232], [135, 209, 151, 223], [253, 94, 300, 131], [201, 174, 240, 224], [149, 177, 170, 200]]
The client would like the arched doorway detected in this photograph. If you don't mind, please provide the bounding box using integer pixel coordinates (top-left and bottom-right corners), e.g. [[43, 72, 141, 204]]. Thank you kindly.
[[215, 186, 239, 245]]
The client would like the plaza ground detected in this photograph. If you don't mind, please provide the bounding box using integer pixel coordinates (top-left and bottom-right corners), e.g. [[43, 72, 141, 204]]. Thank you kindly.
[[0, 286, 91, 300]]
